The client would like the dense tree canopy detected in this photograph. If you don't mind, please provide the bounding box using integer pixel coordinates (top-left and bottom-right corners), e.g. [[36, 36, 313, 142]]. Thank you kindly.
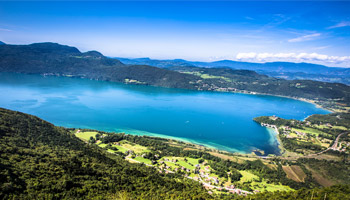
[[0, 108, 211, 199]]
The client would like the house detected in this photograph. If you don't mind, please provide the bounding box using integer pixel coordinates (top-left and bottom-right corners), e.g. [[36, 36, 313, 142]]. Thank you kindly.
[[295, 131, 306, 136], [271, 115, 278, 120], [125, 150, 134, 155], [326, 123, 332, 127]]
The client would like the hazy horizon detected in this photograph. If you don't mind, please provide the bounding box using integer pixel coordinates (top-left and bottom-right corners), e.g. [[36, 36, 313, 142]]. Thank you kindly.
[[1, 1, 349, 67]]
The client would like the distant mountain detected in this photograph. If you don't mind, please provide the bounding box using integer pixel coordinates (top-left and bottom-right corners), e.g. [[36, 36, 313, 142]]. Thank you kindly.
[[0, 43, 201, 89], [116, 57, 194, 68], [1, 42, 350, 108], [0, 41, 5, 45], [117, 57, 350, 85]]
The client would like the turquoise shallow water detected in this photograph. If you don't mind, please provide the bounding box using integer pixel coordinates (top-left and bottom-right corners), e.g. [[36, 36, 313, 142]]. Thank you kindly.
[[0, 73, 330, 154]]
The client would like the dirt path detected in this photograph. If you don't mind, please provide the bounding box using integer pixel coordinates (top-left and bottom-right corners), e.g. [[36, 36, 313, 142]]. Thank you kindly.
[[261, 132, 348, 160], [306, 132, 347, 157]]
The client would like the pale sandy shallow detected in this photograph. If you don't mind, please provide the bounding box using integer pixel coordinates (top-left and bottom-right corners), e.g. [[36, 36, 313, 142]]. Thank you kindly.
[[111, 127, 247, 154]]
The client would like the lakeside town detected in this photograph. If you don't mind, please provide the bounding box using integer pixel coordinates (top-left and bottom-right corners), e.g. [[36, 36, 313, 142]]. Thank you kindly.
[[74, 109, 350, 197]]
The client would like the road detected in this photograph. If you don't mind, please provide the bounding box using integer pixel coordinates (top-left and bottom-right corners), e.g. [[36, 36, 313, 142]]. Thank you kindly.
[[308, 132, 347, 157], [261, 132, 348, 160], [126, 155, 251, 194]]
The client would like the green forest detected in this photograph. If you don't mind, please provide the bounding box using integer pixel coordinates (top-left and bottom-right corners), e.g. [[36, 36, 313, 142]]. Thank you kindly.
[[0, 108, 210, 199], [1, 42, 350, 110], [1, 107, 350, 199]]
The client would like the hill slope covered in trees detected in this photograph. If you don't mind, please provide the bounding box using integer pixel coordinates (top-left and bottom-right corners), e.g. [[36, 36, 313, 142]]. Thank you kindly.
[[1, 42, 350, 108], [1, 108, 350, 199], [0, 108, 210, 199], [117, 57, 350, 85]]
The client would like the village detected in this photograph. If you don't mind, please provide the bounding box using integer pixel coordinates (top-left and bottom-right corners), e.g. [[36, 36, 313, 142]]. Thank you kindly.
[[258, 115, 350, 155], [73, 116, 350, 197], [73, 130, 280, 196]]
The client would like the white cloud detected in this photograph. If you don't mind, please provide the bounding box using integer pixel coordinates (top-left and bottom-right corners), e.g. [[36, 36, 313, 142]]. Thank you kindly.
[[288, 33, 321, 43], [327, 21, 350, 29], [236, 52, 350, 67]]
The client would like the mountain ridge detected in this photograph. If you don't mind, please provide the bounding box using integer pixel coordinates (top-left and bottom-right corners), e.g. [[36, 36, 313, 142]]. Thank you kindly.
[[117, 57, 350, 85], [1, 42, 350, 110]]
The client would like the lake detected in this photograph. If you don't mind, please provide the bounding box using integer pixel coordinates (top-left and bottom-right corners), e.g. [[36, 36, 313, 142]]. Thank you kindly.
[[0, 73, 330, 154]]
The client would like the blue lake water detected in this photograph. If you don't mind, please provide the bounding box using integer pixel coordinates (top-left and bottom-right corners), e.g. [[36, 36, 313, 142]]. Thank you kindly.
[[0, 73, 330, 154]]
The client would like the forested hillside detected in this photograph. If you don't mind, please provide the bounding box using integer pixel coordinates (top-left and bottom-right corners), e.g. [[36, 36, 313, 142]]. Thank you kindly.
[[1, 42, 350, 108], [170, 66, 350, 108], [1, 108, 350, 199], [118, 57, 350, 85], [0, 43, 202, 89], [0, 108, 210, 199]]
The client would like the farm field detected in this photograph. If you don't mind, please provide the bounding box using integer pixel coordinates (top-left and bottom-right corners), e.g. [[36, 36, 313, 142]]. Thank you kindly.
[[75, 131, 99, 141]]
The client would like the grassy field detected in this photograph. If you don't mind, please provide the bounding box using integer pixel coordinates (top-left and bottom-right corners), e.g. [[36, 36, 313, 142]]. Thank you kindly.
[[292, 127, 327, 137], [75, 130, 299, 194], [306, 166, 334, 187], [185, 157, 199, 165], [75, 131, 98, 141], [177, 160, 195, 170], [314, 125, 347, 131], [120, 141, 150, 154], [238, 170, 259, 183], [332, 126, 347, 130], [250, 181, 293, 192], [98, 143, 129, 153], [134, 157, 152, 165], [164, 161, 178, 168], [182, 71, 231, 82], [237, 170, 293, 192], [161, 157, 200, 170], [282, 165, 306, 182], [115, 145, 129, 153]]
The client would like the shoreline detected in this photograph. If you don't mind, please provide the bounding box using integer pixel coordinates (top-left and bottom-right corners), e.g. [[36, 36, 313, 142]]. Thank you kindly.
[[69, 125, 249, 154], [117, 127, 247, 154], [3, 73, 338, 157], [39, 72, 337, 113], [266, 126, 285, 156], [227, 90, 334, 114]]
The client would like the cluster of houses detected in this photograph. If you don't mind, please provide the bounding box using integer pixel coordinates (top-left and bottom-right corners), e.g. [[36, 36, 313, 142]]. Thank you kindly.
[[331, 141, 349, 152], [294, 131, 306, 137], [206, 185, 249, 196], [260, 123, 278, 133], [159, 159, 193, 173]]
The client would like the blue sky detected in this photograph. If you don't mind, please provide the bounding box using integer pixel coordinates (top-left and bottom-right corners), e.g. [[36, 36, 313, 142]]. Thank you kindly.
[[0, 1, 350, 67]]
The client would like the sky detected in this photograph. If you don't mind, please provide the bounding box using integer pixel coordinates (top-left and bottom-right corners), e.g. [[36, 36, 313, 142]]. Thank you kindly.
[[0, 1, 350, 67]]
